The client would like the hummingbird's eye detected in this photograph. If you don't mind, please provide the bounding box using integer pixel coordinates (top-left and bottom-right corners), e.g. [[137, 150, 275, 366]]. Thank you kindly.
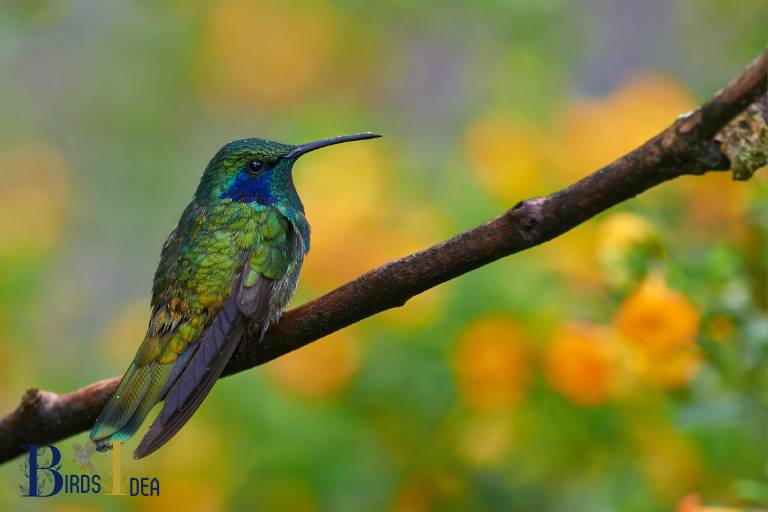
[[247, 160, 264, 174]]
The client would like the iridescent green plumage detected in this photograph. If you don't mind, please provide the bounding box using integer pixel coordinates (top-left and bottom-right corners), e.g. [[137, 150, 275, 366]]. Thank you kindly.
[[90, 133, 380, 458]]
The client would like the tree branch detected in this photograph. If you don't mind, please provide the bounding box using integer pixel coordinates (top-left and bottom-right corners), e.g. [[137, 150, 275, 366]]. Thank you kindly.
[[1, 50, 766, 464]]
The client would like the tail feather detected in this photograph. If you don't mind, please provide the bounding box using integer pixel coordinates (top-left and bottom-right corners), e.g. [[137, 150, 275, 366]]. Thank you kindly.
[[90, 363, 155, 450], [105, 364, 174, 445], [90, 332, 201, 451], [133, 295, 244, 459]]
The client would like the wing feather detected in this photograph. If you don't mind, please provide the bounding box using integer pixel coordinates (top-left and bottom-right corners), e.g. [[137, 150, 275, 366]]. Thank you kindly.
[[133, 272, 274, 459]]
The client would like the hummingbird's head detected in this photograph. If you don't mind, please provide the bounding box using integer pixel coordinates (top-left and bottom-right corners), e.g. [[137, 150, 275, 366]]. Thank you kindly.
[[196, 133, 381, 211]]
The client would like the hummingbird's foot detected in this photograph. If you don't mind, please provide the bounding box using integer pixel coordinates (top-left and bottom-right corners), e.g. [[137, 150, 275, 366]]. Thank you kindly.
[[93, 439, 113, 452]]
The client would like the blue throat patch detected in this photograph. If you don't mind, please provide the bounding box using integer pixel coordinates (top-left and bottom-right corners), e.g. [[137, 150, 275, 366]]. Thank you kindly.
[[220, 170, 276, 204]]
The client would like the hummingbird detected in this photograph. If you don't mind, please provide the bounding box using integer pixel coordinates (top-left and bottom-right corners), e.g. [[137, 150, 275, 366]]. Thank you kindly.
[[90, 132, 380, 459]]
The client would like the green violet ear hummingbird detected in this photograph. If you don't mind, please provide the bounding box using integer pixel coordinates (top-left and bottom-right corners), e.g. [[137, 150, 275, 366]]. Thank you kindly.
[[90, 132, 381, 459]]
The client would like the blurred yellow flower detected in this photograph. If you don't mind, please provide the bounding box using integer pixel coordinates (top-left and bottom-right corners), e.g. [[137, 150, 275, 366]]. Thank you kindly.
[[201, 0, 338, 111], [682, 172, 751, 240], [615, 274, 701, 388], [597, 212, 659, 288], [554, 74, 695, 180], [544, 322, 618, 406], [0, 143, 72, 261], [616, 274, 700, 354], [453, 316, 532, 411], [457, 414, 514, 466], [297, 142, 445, 292], [464, 117, 547, 203], [268, 330, 360, 398], [597, 212, 657, 262], [637, 345, 701, 389], [296, 142, 388, 287], [541, 222, 602, 286], [379, 287, 447, 332]]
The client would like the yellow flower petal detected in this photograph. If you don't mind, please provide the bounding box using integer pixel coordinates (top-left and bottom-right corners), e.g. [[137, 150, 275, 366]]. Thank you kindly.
[[453, 316, 532, 411], [544, 322, 618, 406]]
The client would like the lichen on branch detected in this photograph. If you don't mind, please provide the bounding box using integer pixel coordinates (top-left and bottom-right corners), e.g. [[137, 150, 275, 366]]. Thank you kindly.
[[716, 95, 768, 180]]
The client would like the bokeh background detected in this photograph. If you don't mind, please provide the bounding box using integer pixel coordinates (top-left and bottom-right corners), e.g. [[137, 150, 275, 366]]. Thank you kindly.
[[1, 0, 767, 510]]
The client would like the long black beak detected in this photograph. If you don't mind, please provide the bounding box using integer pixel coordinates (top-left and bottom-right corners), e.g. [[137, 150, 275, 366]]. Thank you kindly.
[[286, 132, 381, 159]]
